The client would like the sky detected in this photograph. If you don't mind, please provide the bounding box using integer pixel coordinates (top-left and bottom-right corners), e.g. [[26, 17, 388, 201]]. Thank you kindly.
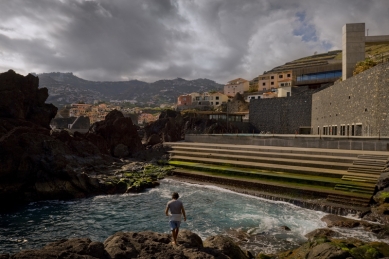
[[0, 0, 388, 84]]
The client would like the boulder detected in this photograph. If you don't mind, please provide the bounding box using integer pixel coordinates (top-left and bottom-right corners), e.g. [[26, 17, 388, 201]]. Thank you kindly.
[[89, 110, 143, 157], [10, 230, 253, 259], [305, 242, 351, 259], [146, 133, 161, 146], [203, 235, 251, 259], [321, 214, 360, 228], [113, 143, 129, 158], [305, 228, 343, 241]]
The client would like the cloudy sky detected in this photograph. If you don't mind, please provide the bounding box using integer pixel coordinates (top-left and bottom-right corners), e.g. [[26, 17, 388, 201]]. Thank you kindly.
[[0, 0, 388, 83]]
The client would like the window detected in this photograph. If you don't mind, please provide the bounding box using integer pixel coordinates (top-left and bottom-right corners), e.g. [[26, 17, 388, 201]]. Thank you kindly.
[[211, 102, 213, 105], [287, 74, 291, 77], [216, 102, 219, 105], [195, 97, 200, 101], [216, 96, 219, 100], [263, 88, 266, 91], [270, 76, 274, 79], [271, 82, 274, 85], [279, 75, 283, 79], [262, 82, 266, 86]]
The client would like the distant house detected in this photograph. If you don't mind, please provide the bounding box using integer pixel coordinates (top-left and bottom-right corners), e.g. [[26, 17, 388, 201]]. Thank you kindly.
[[258, 71, 292, 93], [176, 92, 228, 110], [138, 113, 158, 125], [224, 78, 249, 97], [177, 94, 192, 107]]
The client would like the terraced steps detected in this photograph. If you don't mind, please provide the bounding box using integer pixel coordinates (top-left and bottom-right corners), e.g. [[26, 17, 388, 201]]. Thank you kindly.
[[169, 150, 352, 170], [169, 146, 356, 163], [164, 142, 388, 208], [169, 161, 375, 189]]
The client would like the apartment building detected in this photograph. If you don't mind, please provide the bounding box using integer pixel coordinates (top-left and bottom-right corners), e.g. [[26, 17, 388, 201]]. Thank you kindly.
[[258, 71, 292, 92], [224, 78, 249, 97], [177, 92, 228, 110]]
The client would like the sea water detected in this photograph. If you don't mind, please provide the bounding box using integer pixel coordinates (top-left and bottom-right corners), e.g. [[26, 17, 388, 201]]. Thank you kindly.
[[0, 179, 382, 255]]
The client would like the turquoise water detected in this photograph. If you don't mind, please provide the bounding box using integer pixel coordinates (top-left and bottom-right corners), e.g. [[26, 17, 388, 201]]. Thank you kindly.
[[0, 179, 369, 255]]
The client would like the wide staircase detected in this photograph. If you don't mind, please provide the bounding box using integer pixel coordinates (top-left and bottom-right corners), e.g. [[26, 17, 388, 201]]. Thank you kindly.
[[164, 142, 388, 208]]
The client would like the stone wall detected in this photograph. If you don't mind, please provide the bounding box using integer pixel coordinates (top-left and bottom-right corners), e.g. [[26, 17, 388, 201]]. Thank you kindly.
[[312, 62, 389, 136], [249, 86, 324, 134]]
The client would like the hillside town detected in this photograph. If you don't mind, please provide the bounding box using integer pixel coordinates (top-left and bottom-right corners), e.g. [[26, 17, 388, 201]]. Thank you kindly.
[[174, 23, 389, 137]]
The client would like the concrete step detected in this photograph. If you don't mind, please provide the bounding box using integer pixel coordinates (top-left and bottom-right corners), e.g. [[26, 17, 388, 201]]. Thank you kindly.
[[353, 160, 386, 167], [341, 175, 379, 184], [169, 150, 352, 170], [165, 142, 388, 158], [170, 167, 372, 205], [347, 166, 383, 174], [326, 195, 370, 207], [168, 160, 376, 189], [170, 155, 378, 179], [358, 154, 389, 160], [169, 146, 356, 164], [334, 184, 375, 194]]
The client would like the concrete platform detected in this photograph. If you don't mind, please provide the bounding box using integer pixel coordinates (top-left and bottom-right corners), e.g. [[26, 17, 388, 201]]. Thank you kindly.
[[164, 142, 388, 208]]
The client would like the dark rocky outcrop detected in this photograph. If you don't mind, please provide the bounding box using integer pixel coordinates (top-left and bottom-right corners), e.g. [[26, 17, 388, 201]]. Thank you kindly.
[[0, 70, 57, 128], [0, 71, 125, 210], [87, 110, 143, 157], [143, 109, 184, 143], [8, 230, 252, 259], [321, 214, 389, 239], [363, 160, 389, 224], [259, 227, 389, 259]]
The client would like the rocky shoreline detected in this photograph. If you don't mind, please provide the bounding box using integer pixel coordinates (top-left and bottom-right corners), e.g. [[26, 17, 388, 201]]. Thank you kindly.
[[2, 215, 389, 259], [1, 70, 389, 258]]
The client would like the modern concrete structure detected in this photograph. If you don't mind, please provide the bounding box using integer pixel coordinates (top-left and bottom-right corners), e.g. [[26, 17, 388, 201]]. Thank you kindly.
[[312, 62, 389, 137], [342, 23, 389, 80], [342, 23, 366, 80]]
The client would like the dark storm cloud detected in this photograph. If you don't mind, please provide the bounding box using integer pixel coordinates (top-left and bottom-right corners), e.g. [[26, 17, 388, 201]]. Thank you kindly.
[[0, 0, 388, 83]]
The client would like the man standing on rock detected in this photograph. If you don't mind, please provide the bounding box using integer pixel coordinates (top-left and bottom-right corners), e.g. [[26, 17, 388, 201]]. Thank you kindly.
[[165, 192, 186, 245]]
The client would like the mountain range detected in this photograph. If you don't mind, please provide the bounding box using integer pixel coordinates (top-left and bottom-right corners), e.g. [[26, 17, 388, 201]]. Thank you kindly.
[[38, 72, 223, 108]]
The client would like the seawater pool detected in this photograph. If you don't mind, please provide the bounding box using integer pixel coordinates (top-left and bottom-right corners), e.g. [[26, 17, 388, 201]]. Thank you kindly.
[[0, 179, 382, 255]]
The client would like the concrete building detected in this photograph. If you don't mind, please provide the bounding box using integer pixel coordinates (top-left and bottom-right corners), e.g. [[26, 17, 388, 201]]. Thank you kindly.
[[224, 78, 249, 97], [342, 23, 389, 80], [312, 62, 389, 137]]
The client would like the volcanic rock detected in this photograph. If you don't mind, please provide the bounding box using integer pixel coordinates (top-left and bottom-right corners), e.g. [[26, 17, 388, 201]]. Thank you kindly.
[[0, 70, 57, 128], [88, 110, 143, 157], [0, 70, 117, 210], [10, 230, 252, 259]]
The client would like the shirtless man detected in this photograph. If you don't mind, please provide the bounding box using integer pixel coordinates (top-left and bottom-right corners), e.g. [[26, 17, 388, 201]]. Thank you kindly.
[[165, 192, 186, 245]]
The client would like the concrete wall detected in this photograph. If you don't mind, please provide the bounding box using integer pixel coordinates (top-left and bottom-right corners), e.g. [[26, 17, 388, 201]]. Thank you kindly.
[[249, 86, 326, 134], [342, 23, 365, 80], [312, 62, 389, 137], [365, 35, 389, 43], [184, 134, 389, 151]]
